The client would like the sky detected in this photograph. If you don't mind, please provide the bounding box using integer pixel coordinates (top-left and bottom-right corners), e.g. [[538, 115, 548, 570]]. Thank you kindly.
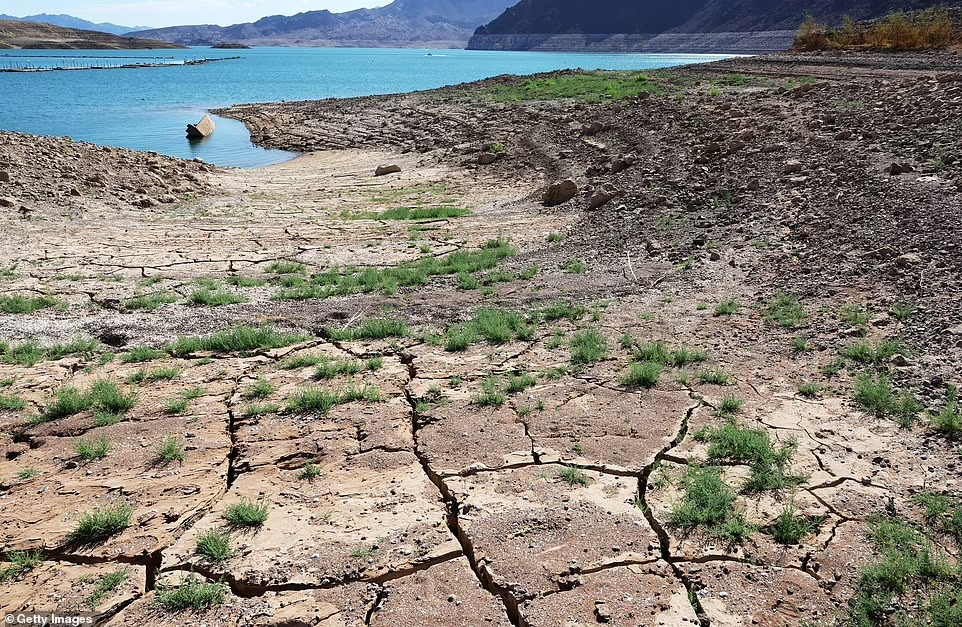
[[3, 1, 384, 28]]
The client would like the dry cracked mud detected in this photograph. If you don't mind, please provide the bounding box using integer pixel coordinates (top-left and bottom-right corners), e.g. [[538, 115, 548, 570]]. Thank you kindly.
[[1, 50, 961, 627]]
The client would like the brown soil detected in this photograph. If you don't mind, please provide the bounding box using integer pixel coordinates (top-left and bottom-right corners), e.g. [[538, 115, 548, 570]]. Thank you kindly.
[[1, 50, 961, 626]]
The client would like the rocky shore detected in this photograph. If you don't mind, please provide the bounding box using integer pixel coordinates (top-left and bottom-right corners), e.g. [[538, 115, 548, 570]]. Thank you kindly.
[[1, 50, 961, 626]]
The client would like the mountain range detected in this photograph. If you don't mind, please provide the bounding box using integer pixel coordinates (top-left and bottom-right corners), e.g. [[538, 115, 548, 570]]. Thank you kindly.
[[130, 0, 519, 48], [0, 19, 183, 50], [0, 13, 148, 35], [468, 0, 961, 52]]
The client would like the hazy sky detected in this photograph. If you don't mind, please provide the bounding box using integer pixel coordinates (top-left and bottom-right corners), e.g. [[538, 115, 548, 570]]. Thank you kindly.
[[4, 1, 384, 28]]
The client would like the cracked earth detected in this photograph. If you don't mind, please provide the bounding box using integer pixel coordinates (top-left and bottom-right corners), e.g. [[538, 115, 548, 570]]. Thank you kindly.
[[1, 50, 961, 626]]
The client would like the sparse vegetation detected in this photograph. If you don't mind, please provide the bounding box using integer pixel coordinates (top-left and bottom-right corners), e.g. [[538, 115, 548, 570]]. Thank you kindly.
[[299, 462, 323, 482], [699, 421, 806, 493], [121, 346, 166, 363], [243, 376, 277, 399], [122, 291, 178, 311], [768, 500, 823, 544], [154, 436, 187, 464], [68, 501, 133, 544], [0, 550, 43, 583], [155, 575, 227, 611], [128, 366, 180, 383], [798, 382, 825, 398], [714, 298, 740, 316], [327, 319, 409, 342], [472, 377, 507, 408], [839, 304, 870, 327], [187, 288, 248, 307], [697, 368, 732, 386], [286, 384, 383, 415], [444, 308, 534, 351], [170, 326, 307, 356], [0, 336, 100, 366], [223, 499, 269, 528], [668, 465, 753, 541], [0, 294, 62, 314], [74, 435, 111, 461], [797, 9, 957, 52], [763, 294, 805, 328], [86, 568, 129, 609], [622, 362, 662, 388], [195, 529, 233, 561], [841, 339, 903, 366], [267, 260, 306, 275], [853, 373, 922, 426], [930, 386, 962, 438], [0, 393, 25, 411], [558, 466, 590, 486], [570, 329, 608, 364], [481, 71, 667, 103]]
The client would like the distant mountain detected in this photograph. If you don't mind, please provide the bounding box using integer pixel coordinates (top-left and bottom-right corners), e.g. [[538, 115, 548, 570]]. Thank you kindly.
[[0, 19, 183, 49], [467, 0, 961, 52], [129, 0, 519, 48], [0, 13, 149, 35]]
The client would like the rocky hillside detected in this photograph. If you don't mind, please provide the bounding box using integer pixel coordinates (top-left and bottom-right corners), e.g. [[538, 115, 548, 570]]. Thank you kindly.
[[0, 19, 183, 49], [130, 0, 518, 48], [468, 0, 962, 52], [0, 13, 147, 36]]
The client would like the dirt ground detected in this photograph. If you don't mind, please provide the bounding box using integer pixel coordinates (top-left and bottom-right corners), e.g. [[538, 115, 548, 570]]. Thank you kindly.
[[1, 50, 961, 627]]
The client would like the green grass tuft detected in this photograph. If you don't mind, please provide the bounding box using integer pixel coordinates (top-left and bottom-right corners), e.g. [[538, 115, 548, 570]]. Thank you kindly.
[[223, 499, 269, 528], [154, 436, 187, 464], [74, 435, 111, 461], [68, 501, 133, 545], [123, 291, 178, 311], [195, 529, 233, 562], [570, 329, 608, 365], [853, 373, 922, 426], [0, 294, 63, 314], [170, 326, 307, 356], [187, 289, 248, 307], [558, 466, 590, 486], [714, 298, 741, 316], [763, 294, 805, 328], [327, 319, 408, 342], [155, 575, 227, 611], [622, 362, 662, 388], [668, 465, 753, 541]]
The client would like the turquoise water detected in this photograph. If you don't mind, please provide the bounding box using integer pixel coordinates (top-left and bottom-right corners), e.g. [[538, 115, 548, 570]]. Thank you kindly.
[[0, 48, 732, 167]]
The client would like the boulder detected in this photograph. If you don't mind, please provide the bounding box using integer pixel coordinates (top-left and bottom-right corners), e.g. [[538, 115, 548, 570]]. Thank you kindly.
[[0, 197, 15, 208], [375, 164, 402, 176], [477, 152, 498, 165], [783, 160, 803, 174], [186, 115, 216, 139], [587, 186, 619, 210], [0, 171, 9, 183], [543, 179, 579, 206]]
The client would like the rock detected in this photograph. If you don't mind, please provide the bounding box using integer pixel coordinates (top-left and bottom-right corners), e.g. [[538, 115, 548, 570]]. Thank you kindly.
[[594, 601, 612, 623], [186, 114, 216, 139], [783, 160, 803, 174], [916, 116, 939, 125], [834, 130, 853, 141], [584, 121, 605, 136], [645, 239, 662, 254], [746, 179, 760, 191], [375, 164, 402, 176], [886, 163, 904, 175], [736, 128, 755, 141], [133, 197, 157, 208], [0, 197, 16, 207], [0, 171, 9, 183], [69, 187, 82, 197], [727, 140, 746, 153], [543, 179, 579, 206], [895, 253, 922, 267], [610, 153, 636, 174], [477, 152, 498, 165], [587, 186, 618, 210]]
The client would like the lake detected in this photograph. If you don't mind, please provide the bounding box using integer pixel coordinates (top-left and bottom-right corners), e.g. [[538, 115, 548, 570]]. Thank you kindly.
[[0, 48, 734, 168]]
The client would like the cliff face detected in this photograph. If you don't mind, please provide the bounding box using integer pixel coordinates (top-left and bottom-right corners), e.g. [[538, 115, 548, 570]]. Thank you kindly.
[[467, 0, 960, 52], [0, 19, 183, 49], [130, 0, 518, 48]]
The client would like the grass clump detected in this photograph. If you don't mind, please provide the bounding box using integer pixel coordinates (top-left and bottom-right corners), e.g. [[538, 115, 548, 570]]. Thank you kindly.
[[120, 346, 166, 363], [717, 394, 744, 416], [700, 422, 807, 493], [164, 398, 188, 415], [37, 386, 94, 423], [570, 329, 608, 364], [444, 308, 534, 352], [85, 568, 129, 609], [541, 301, 587, 322], [286, 385, 383, 415], [0, 550, 43, 583], [223, 499, 269, 528], [841, 339, 903, 365], [558, 466, 590, 486], [128, 367, 180, 383], [714, 298, 741, 316], [697, 368, 732, 386], [0, 294, 62, 314], [313, 358, 363, 380], [74, 435, 111, 461], [839, 304, 870, 327], [187, 288, 248, 307], [155, 575, 227, 611], [225, 275, 266, 288], [797, 382, 825, 398], [68, 501, 133, 544], [243, 403, 280, 418], [853, 373, 922, 426], [242, 376, 276, 399], [90, 379, 137, 414], [170, 326, 306, 356], [363, 206, 472, 221], [299, 462, 323, 482], [154, 436, 187, 464], [505, 372, 537, 394], [472, 377, 507, 408], [668, 465, 753, 541], [266, 260, 306, 275], [767, 500, 823, 545], [122, 291, 178, 311], [195, 529, 233, 562], [622, 362, 662, 388], [1, 336, 101, 366], [0, 394, 25, 411], [763, 294, 805, 328], [930, 386, 962, 439], [327, 319, 408, 342], [564, 259, 587, 274]]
